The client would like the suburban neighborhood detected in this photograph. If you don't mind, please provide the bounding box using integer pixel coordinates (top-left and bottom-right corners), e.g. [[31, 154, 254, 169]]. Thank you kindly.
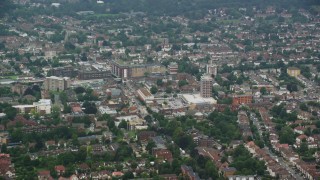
[[0, 0, 320, 179]]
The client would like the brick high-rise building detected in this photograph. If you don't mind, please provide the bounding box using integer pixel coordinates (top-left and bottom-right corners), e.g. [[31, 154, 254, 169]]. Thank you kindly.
[[111, 60, 166, 79], [200, 75, 213, 98], [206, 64, 217, 77], [49, 66, 76, 78], [168, 62, 178, 75], [43, 76, 70, 92]]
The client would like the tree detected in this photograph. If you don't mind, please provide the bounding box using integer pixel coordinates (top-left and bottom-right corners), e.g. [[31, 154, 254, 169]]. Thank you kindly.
[[107, 119, 115, 129], [150, 86, 158, 94], [279, 126, 295, 145], [63, 104, 71, 113], [60, 92, 68, 104], [10, 129, 23, 142], [146, 140, 156, 154], [178, 80, 188, 87], [51, 105, 61, 119], [176, 134, 195, 150], [74, 87, 86, 94], [80, 53, 88, 61], [165, 87, 173, 94], [102, 51, 112, 58], [156, 79, 164, 86], [57, 152, 76, 166], [231, 145, 266, 176], [144, 115, 152, 123], [114, 144, 133, 161], [299, 141, 309, 156], [260, 87, 267, 95], [3, 106, 18, 119], [316, 121, 320, 128], [287, 83, 298, 92], [64, 42, 75, 51], [299, 103, 308, 111], [98, 114, 111, 121], [205, 161, 219, 179], [118, 120, 128, 129], [71, 134, 80, 147], [82, 101, 97, 114], [1, 144, 7, 153], [123, 171, 134, 179]]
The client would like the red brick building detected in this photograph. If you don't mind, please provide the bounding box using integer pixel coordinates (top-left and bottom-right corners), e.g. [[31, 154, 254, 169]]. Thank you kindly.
[[232, 95, 253, 105], [181, 165, 200, 180], [152, 149, 173, 162], [0, 154, 15, 178]]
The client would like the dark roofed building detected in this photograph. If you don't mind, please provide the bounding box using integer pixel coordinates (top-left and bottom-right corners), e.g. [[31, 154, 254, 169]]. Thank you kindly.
[[159, 174, 178, 180], [181, 165, 200, 180], [7, 115, 37, 127], [138, 131, 156, 142]]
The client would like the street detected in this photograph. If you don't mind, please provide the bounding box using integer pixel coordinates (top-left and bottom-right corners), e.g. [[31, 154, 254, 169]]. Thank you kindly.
[[250, 113, 305, 180]]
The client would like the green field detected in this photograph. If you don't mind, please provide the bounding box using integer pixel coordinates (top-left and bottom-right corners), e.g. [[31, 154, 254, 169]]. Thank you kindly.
[[0, 75, 18, 80], [8, 76, 18, 80]]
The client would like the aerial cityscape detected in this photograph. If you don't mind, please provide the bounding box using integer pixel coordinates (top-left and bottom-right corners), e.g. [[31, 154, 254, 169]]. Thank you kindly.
[[0, 0, 320, 179]]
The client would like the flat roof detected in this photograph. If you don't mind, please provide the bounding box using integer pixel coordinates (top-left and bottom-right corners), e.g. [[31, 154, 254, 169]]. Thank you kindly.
[[116, 115, 140, 121], [181, 94, 217, 105], [13, 105, 35, 108], [287, 67, 300, 70], [113, 60, 162, 68], [139, 88, 152, 97], [47, 76, 69, 80]]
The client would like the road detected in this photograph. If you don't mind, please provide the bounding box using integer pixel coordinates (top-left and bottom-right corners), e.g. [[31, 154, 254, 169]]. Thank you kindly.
[[123, 80, 148, 116], [264, 148, 304, 180], [250, 113, 305, 180]]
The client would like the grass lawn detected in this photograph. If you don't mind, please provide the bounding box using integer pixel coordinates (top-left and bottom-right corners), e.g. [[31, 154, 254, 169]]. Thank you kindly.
[[128, 131, 136, 139], [8, 75, 18, 80], [0, 75, 18, 80]]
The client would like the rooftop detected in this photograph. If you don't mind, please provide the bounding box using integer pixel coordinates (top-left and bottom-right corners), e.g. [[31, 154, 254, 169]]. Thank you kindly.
[[181, 94, 217, 105], [287, 67, 300, 70], [47, 76, 70, 80], [138, 88, 152, 97]]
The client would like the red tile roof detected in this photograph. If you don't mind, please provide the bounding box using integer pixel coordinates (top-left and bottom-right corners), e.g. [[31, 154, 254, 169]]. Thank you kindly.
[[55, 165, 65, 171]]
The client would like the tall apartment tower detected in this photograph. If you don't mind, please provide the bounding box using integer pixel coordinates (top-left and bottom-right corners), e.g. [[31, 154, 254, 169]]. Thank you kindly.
[[200, 74, 213, 98], [43, 76, 70, 92], [206, 64, 217, 77], [168, 62, 178, 75]]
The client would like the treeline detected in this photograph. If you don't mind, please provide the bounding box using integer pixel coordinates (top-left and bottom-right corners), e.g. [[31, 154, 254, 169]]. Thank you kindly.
[[0, 0, 15, 17], [106, 0, 320, 16], [13, 0, 320, 19]]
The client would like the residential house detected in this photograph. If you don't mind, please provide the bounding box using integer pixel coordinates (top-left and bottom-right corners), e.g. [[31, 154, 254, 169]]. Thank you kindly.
[[38, 170, 53, 180], [138, 131, 156, 142], [55, 165, 66, 176], [0, 154, 15, 178], [181, 165, 200, 180], [76, 163, 90, 174], [221, 167, 237, 178], [152, 149, 173, 162]]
